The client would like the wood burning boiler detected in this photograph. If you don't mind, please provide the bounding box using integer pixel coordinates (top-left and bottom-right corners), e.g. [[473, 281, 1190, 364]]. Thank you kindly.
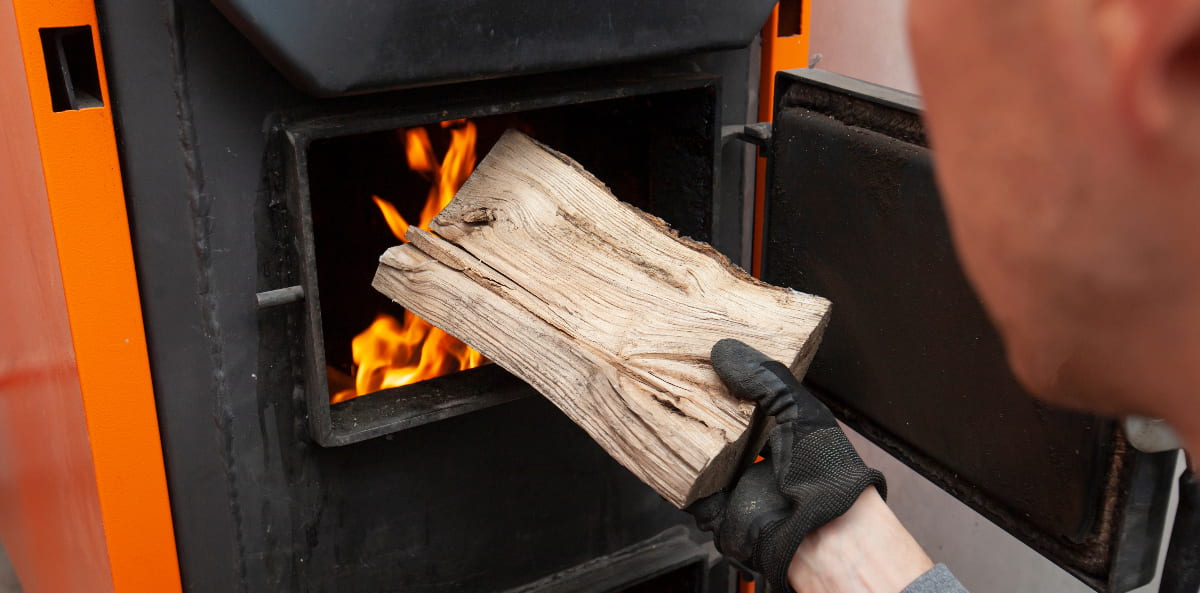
[[0, 1, 1179, 593], [2, 2, 775, 592]]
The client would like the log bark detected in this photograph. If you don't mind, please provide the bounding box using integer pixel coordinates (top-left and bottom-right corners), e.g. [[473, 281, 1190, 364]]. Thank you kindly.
[[372, 130, 831, 507]]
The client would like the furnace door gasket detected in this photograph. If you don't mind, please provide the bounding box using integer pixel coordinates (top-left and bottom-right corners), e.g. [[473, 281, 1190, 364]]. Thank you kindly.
[[761, 69, 1176, 593], [261, 69, 722, 447]]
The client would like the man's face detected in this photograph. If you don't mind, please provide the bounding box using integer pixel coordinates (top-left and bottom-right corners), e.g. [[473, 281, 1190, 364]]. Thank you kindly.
[[907, 1, 1200, 415]]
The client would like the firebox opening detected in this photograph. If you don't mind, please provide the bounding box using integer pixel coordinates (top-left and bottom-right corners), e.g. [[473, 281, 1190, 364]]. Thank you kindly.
[[290, 77, 717, 445], [308, 90, 713, 408], [308, 116, 651, 404], [313, 119, 489, 404]]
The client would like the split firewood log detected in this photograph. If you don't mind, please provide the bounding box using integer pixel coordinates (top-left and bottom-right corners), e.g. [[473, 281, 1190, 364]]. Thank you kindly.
[[373, 130, 830, 508]]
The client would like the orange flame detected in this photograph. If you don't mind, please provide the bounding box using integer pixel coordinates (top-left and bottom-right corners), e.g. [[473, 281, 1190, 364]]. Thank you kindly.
[[372, 195, 410, 239], [330, 120, 486, 403]]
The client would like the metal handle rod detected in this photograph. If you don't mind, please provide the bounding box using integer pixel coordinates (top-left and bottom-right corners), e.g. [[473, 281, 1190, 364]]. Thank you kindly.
[[255, 285, 304, 309]]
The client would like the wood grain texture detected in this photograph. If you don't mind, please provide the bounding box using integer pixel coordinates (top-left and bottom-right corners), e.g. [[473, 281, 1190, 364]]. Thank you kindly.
[[373, 130, 831, 507]]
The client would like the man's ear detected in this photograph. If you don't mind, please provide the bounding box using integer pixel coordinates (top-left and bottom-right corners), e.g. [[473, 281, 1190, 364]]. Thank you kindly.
[[1095, 0, 1200, 141]]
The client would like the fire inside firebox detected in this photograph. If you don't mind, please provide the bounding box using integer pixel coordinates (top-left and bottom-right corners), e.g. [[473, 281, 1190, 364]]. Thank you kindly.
[[306, 90, 711, 405], [323, 119, 488, 403]]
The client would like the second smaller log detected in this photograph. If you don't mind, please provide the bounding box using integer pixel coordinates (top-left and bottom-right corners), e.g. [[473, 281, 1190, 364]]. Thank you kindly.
[[373, 130, 831, 508]]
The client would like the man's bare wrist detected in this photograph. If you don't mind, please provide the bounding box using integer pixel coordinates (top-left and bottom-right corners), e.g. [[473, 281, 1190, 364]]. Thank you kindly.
[[787, 488, 933, 593]]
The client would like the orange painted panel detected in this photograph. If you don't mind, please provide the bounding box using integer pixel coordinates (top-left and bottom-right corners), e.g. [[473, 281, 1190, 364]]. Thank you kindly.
[[0, 0, 183, 592], [752, 1, 811, 277], [0, 1, 113, 591]]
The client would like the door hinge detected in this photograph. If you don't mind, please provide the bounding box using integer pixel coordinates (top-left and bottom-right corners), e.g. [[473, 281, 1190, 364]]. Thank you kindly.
[[722, 122, 772, 153]]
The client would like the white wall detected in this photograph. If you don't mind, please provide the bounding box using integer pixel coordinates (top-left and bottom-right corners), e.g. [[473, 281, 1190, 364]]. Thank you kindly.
[[809, 0, 918, 94], [810, 2, 1174, 591]]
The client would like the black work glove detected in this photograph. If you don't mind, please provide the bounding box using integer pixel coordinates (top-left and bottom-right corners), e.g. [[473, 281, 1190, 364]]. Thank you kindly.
[[687, 339, 887, 593]]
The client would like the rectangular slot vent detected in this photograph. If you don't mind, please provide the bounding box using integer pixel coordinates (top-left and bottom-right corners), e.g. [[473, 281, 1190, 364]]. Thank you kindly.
[[39, 26, 103, 112], [777, 0, 803, 37]]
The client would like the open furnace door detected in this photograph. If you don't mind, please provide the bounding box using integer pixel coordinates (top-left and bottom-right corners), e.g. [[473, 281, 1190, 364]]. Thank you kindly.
[[761, 69, 1175, 592]]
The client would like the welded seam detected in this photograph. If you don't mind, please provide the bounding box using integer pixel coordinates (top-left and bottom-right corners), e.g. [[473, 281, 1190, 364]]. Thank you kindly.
[[164, 0, 247, 588]]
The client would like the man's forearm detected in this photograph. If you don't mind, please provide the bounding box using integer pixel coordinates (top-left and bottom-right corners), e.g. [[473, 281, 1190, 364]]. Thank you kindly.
[[787, 488, 934, 593]]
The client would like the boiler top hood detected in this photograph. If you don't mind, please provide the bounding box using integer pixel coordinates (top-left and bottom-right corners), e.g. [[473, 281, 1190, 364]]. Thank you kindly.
[[210, 0, 778, 97]]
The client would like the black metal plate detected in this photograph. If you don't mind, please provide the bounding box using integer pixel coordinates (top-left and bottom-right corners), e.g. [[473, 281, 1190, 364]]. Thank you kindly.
[[762, 69, 1174, 592], [209, 0, 775, 97]]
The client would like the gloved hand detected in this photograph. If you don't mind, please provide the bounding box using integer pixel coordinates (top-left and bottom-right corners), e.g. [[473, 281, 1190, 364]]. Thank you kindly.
[[688, 339, 887, 593]]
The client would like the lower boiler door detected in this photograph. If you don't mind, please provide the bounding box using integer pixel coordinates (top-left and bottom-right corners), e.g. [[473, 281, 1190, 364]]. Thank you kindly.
[[761, 69, 1175, 593]]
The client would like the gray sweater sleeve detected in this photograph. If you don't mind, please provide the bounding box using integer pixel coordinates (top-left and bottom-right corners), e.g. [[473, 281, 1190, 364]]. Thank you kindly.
[[900, 564, 970, 593]]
